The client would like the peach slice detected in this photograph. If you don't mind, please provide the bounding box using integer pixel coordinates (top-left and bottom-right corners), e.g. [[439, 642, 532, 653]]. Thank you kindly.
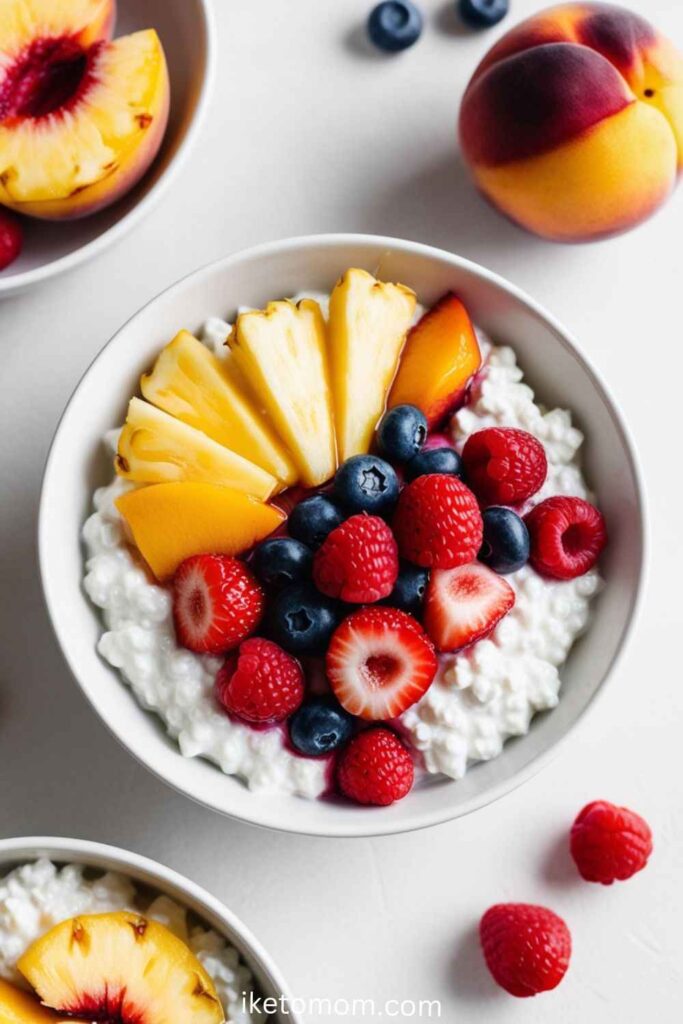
[[0, 1, 169, 220], [18, 911, 224, 1024], [0, 978, 66, 1024], [388, 293, 481, 428], [116, 481, 285, 580]]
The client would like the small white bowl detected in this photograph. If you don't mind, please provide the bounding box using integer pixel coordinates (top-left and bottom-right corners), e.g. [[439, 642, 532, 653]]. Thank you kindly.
[[0, 0, 215, 298], [39, 234, 646, 837], [0, 836, 298, 1022]]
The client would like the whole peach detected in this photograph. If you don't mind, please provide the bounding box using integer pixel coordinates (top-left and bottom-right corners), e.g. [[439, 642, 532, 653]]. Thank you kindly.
[[458, 3, 683, 241]]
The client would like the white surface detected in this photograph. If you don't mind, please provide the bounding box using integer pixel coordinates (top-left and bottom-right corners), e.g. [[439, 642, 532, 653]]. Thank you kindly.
[[0, 0, 681, 1017]]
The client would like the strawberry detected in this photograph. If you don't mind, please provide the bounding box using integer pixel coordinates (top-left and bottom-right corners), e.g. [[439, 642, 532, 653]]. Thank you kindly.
[[313, 513, 399, 603], [215, 638, 304, 724], [173, 554, 264, 654], [462, 427, 547, 506], [480, 903, 571, 998], [424, 562, 514, 651], [337, 727, 414, 806], [326, 606, 437, 721], [392, 473, 483, 569]]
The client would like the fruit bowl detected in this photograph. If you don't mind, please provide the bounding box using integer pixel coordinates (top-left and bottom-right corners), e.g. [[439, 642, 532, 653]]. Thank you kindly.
[[0, 835, 298, 1022], [39, 234, 646, 837], [0, 0, 214, 298]]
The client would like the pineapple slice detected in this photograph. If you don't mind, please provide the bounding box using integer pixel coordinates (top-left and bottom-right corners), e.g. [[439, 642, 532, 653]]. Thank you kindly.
[[141, 330, 297, 487], [116, 398, 276, 500], [18, 912, 224, 1024], [329, 268, 417, 460], [116, 481, 285, 579], [0, 978, 65, 1024], [228, 300, 337, 487]]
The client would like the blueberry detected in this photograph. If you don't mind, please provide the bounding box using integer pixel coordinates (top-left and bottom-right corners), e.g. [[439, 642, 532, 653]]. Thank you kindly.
[[334, 455, 399, 516], [268, 584, 340, 656], [405, 446, 463, 481], [385, 563, 429, 615], [479, 506, 530, 574], [288, 495, 345, 549], [251, 538, 312, 590], [368, 1, 423, 52], [458, 0, 509, 29], [377, 404, 428, 464], [289, 697, 355, 757]]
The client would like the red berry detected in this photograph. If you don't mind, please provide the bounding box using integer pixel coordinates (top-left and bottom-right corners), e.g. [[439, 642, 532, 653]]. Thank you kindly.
[[313, 513, 399, 603], [392, 474, 483, 569], [173, 554, 264, 654], [0, 209, 22, 271], [480, 903, 571, 998], [337, 727, 414, 806], [570, 800, 653, 885], [424, 562, 514, 652], [215, 637, 304, 724], [326, 606, 437, 720], [525, 496, 607, 580], [463, 428, 547, 506]]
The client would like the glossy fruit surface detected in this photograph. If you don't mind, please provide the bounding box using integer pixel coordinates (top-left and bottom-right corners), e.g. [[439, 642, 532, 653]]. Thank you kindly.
[[480, 903, 571, 997], [289, 697, 355, 756], [334, 455, 399, 516], [377, 404, 428, 463], [479, 506, 530, 574], [288, 494, 345, 549], [405, 446, 463, 481], [367, 1, 424, 52], [268, 583, 340, 656], [173, 555, 264, 654], [337, 727, 414, 805], [251, 537, 313, 590], [459, 0, 509, 29], [215, 637, 304, 724]]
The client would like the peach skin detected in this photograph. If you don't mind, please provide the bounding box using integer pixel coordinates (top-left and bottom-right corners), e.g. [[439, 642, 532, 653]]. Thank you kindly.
[[0, 0, 169, 221], [458, 3, 683, 241]]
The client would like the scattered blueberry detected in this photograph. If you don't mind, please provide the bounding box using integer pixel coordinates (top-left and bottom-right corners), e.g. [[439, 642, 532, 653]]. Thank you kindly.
[[368, 1, 424, 52], [289, 697, 355, 757], [479, 506, 530, 574], [377, 404, 428, 464], [288, 494, 345, 549], [334, 455, 399, 516], [458, 0, 509, 29], [268, 583, 340, 656], [251, 538, 312, 590], [385, 563, 430, 615], [405, 446, 463, 481]]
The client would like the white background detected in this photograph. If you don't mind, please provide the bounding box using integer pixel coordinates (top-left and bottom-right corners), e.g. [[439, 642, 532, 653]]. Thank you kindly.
[[1, 0, 682, 1020]]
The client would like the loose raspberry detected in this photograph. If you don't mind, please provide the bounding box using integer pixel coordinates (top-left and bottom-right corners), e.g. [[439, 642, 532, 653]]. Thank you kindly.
[[570, 800, 653, 885], [480, 903, 571, 998], [0, 209, 22, 271], [392, 474, 483, 569], [173, 554, 264, 654], [337, 727, 414, 806], [215, 637, 304, 724], [525, 496, 607, 580], [313, 513, 399, 603], [462, 428, 547, 506]]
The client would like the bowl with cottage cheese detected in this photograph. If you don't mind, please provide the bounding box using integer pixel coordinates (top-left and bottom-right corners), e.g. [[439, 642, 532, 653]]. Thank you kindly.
[[39, 235, 645, 836], [0, 836, 297, 1023]]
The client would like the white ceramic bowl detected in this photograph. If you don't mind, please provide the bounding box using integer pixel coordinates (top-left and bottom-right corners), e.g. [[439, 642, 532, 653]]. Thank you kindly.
[[0, 836, 298, 1023], [0, 0, 215, 298], [39, 234, 646, 837]]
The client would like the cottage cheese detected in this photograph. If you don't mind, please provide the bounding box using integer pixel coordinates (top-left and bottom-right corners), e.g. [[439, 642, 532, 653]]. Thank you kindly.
[[82, 303, 602, 797], [0, 859, 263, 1023]]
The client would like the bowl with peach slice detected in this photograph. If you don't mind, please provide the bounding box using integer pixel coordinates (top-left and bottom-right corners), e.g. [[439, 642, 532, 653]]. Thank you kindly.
[[0, 0, 214, 295]]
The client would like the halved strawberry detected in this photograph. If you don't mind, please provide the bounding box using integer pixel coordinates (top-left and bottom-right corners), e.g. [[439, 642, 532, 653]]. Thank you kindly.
[[424, 563, 515, 652], [325, 607, 437, 721], [173, 554, 264, 654]]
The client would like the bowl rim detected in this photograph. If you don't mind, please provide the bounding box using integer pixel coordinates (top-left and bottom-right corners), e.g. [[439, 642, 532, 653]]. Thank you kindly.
[[0, 0, 216, 297], [38, 232, 648, 838], [0, 835, 299, 1020]]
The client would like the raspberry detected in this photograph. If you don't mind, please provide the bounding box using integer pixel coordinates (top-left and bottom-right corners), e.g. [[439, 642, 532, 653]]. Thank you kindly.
[[0, 209, 22, 271], [337, 727, 414, 806], [525, 496, 607, 580], [480, 903, 571, 998], [462, 428, 547, 505], [392, 474, 483, 569], [313, 513, 399, 603], [570, 800, 653, 885], [215, 637, 304, 724], [173, 555, 264, 654]]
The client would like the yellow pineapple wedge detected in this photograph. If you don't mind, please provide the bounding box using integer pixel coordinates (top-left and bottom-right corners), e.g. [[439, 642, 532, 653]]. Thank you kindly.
[[140, 330, 297, 487], [329, 268, 417, 460], [18, 912, 224, 1024], [116, 398, 276, 500], [228, 299, 337, 487], [116, 481, 285, 579], [0, 978, 66, 1024]]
